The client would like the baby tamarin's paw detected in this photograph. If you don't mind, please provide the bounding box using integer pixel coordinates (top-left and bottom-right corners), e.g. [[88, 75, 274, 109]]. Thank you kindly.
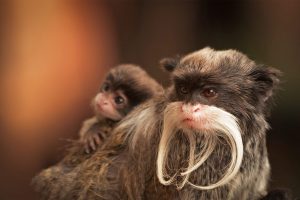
[[81, 130, 107, 154]]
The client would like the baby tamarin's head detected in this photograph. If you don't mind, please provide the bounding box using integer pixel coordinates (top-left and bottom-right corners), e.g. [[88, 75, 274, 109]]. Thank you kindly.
[[93, 64, 162, 121]]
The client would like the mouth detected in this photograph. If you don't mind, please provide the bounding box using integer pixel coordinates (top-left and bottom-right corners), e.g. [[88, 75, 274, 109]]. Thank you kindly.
[[182, 116, 209, 130], [96, 104, 106, 115], [182, 117, 197, 128], [182, 117, 194, 124], [96, 101, 104, 110]]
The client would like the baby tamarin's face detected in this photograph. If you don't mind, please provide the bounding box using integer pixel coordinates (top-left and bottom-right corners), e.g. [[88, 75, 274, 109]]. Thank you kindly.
[[93, 81, 129, 121], [92, 64, 162, 121]]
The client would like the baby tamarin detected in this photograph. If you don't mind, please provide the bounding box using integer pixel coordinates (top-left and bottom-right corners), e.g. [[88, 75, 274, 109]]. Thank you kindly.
[[79, 63, 162, 153], [32, 64, 162, 199], [68, 47, 282, 200], [63, 63, 162, 163]]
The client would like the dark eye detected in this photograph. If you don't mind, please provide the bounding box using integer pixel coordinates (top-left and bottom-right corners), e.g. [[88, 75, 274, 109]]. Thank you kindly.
[[102, 83, 110, 92], [202, 88, 217, 98], [114, 96, 125, 104], [179, 85, 188, 95]]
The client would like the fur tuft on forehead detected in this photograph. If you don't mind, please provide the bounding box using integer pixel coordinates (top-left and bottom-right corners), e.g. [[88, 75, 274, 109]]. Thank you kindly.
[[176, 47, 255, 75]]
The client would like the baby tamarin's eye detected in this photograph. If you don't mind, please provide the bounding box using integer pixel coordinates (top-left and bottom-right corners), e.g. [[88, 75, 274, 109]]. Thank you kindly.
[[102, 83, 110, 92], [202, 88, 217, 98], [179, 85, 189, 95], [114, 96, 125, 104]]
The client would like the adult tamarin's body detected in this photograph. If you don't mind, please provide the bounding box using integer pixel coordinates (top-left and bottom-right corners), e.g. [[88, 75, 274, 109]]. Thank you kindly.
[[32, 64, 162, 199], [69, 47, 281, 200]]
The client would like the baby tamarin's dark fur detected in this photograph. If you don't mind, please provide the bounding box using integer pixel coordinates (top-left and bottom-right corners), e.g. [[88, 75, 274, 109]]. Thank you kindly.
[[32, 64, 162, 199], [64, 47, 283, 200]]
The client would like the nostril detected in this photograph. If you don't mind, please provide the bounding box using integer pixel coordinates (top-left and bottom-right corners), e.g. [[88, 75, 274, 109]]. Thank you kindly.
[[193, 105, 203, 113], [194, 108, 201, 112], [182, 104, 204, 114], [181, 104, 187, 113]]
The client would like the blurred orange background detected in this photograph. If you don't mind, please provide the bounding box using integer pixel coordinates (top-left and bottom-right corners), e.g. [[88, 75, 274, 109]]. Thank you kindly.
[[0, 0, 299, 199]]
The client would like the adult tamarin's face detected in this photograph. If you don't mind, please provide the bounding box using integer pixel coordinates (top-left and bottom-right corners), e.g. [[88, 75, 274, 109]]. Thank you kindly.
[[157, 47, 280, 190]]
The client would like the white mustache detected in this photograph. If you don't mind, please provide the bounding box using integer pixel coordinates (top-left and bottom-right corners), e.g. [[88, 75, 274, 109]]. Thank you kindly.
[[157, 102, 243, 190]]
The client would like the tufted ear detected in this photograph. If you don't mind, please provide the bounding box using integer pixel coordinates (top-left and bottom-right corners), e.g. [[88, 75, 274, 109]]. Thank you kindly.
[[159, 57, 180, 72], [249, 65, 281, 102]]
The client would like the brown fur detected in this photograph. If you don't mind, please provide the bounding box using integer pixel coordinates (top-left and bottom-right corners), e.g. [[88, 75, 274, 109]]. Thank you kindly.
[[34, 48, 282, 200]]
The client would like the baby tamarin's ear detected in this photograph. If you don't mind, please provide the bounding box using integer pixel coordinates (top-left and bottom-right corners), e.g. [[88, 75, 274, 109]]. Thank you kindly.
[[159, 56, 180, 72], [249, 65, 282, 102]]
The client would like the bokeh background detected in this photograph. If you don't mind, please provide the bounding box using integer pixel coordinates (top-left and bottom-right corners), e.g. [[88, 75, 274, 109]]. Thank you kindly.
[[1, 0, 299, 199]]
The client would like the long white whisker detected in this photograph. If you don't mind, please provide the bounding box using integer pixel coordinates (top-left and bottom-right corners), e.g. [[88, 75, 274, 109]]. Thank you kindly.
[[156, 103, 244, 190]]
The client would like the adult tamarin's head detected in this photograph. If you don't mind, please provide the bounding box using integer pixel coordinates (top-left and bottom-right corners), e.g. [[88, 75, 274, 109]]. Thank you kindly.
[[157, 47, 281, 190]]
